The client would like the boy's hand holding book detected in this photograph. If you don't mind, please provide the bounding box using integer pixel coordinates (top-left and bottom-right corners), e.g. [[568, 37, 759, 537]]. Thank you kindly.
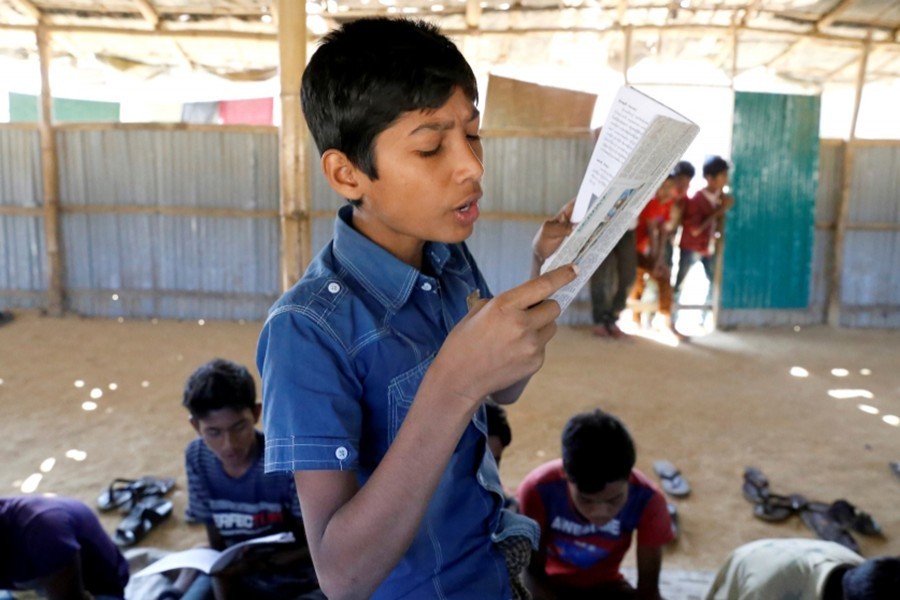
[[431, 264, 578, 408]]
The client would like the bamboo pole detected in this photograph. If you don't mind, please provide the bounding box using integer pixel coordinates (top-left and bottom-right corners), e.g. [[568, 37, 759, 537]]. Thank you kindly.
[[827, 33, 871, 327], [37, 24, 64, 316], [277, 0, 310, 291], [623, 26, 632, 85], [712, 23, 740, 329]]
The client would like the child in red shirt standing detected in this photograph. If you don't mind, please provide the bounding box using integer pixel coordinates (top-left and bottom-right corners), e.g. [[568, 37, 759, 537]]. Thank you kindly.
[[674, 156, 733, 301], [631, 174, 679, 335]]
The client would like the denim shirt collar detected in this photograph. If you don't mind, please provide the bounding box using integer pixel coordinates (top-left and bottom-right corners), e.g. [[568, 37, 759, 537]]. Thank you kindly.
[[332, 205, 452, 312]]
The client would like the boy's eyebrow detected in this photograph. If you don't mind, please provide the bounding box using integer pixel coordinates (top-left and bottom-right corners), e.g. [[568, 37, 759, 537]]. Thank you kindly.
[[408, 108, 481, 136]]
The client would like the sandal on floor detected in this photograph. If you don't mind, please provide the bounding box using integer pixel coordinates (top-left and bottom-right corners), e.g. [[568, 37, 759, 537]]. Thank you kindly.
[[654, 460, 691, 497], [828, 499, 883, 537], [98, 476, 175, 512], [800, 508, 860, 554], [753, 494, 794, 522], [742, 467, 771, 503], [113, 496, 173, 547]]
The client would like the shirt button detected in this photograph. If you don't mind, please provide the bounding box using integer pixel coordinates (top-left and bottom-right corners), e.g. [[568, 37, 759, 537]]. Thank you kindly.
[[335, 447, 348, 460], [421, 282, 433, 292], [327, 282, 341, 294]]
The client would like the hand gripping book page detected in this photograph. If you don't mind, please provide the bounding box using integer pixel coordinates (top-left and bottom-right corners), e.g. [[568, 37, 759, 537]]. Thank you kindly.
[[541, 86, 700, 312]]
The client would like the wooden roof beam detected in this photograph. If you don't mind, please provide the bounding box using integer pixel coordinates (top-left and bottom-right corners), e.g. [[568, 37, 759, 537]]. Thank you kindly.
[[765, 36, 805, 68], [465, 0, 482, 30], [616, 0, 628, 26], [816, 0, 856, 31], [133, 0, 160, 29], [8, 0, 41, 22], [740, 0, 763, 27]]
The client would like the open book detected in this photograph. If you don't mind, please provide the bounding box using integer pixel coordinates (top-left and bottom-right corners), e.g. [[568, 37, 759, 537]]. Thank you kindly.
[[132, 531, 297, 578], [541, 86, 700, 312]]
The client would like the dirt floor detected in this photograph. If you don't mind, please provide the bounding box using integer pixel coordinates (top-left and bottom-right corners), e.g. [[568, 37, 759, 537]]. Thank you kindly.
[[1, 309, 898, 574]]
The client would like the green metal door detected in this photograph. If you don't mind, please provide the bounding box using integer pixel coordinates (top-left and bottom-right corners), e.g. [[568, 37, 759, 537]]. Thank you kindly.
[[721, 92, 819, 309]]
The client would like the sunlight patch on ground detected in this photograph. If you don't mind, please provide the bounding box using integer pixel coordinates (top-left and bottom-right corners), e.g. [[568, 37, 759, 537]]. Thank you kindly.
[[828, 389, 874, 400], [65, 449, 87, 461], [860, 368, 871, 376], [90, 387, 103, 399], [40, 458, 55, 473], [82, 401, 98, 411], [883, 415, 900, 427], [830, 368, 849, 377], [790, 366, 809, 377], [109, 382, 118, 390], [20, 473, 42, 493], [618, 318, 680, 347], [858, 404, 879, 415], [74, 379, 85, 388]]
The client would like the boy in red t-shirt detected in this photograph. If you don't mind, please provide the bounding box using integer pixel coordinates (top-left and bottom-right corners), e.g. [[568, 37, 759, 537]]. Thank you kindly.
[[518, 409, 673, 600], [674, 156, 733, 299], [631, 175, 678, 335]]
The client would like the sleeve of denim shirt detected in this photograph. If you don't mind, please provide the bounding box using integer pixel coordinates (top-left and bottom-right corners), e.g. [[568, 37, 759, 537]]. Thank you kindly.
[[258, 307, 363, 474]]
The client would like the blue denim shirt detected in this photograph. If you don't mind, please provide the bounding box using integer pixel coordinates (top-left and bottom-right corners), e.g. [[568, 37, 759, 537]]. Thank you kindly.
[[258, 206, 538, 599]]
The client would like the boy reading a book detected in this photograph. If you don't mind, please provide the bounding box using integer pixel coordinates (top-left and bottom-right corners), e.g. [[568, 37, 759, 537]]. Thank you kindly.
[[518, 409, 673, 600], [168, 358, 318, 600], [257, 17, 577, 599]]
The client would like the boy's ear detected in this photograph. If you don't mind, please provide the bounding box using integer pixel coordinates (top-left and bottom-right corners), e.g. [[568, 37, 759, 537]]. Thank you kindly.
[[189, 416, 201, 434], [251, 403, 262, 424], [321, 149, 366, 202]]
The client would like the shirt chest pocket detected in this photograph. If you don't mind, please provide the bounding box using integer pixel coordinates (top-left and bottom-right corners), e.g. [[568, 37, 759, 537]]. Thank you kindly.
[[386, 355, 435, 445]]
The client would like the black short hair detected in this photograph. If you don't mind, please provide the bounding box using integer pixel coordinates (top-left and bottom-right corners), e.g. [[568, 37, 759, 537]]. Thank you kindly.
[[561, 409, 636, 494], [485, 402, 512, 448], [182, 358, 256, 419], [301, 18, 478, 183], [703, 155, 729, 178], [671, 160, 695, 179], [843, 556, 900, 600]]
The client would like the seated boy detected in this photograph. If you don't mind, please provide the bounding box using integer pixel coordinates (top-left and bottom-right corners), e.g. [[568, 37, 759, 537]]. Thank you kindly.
[[174, 358, 318, 600], [706, 538, 900, 600], [0, 494, 129, 600], [518, 409, 673, 600], [257, 17, 577, 600]]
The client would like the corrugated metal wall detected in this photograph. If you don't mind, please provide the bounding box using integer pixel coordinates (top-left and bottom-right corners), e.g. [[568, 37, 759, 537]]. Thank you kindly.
[[1, 125, 895, 326], [841, 142, 900, 327], [0, 127, 592, 322], [55, 128, 281, 320], [0, 126, 46, 310]]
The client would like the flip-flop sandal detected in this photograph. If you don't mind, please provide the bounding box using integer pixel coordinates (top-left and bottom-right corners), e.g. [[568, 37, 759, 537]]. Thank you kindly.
[[114, 496, 174, 547], [98, 476, 175, 512], [653, 460, 691, 497], [742, 466, 770, 503], [828, 499, 883, 537], [753, 494, 794, 522], [800, 508, 860, 554]]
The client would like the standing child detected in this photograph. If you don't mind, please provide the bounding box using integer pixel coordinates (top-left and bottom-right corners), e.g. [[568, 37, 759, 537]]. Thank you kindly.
[[630, 174, 678, 335], [257, 17, 577, 600], [674, 155, 733, 301], [518, 409, 674, 600]]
